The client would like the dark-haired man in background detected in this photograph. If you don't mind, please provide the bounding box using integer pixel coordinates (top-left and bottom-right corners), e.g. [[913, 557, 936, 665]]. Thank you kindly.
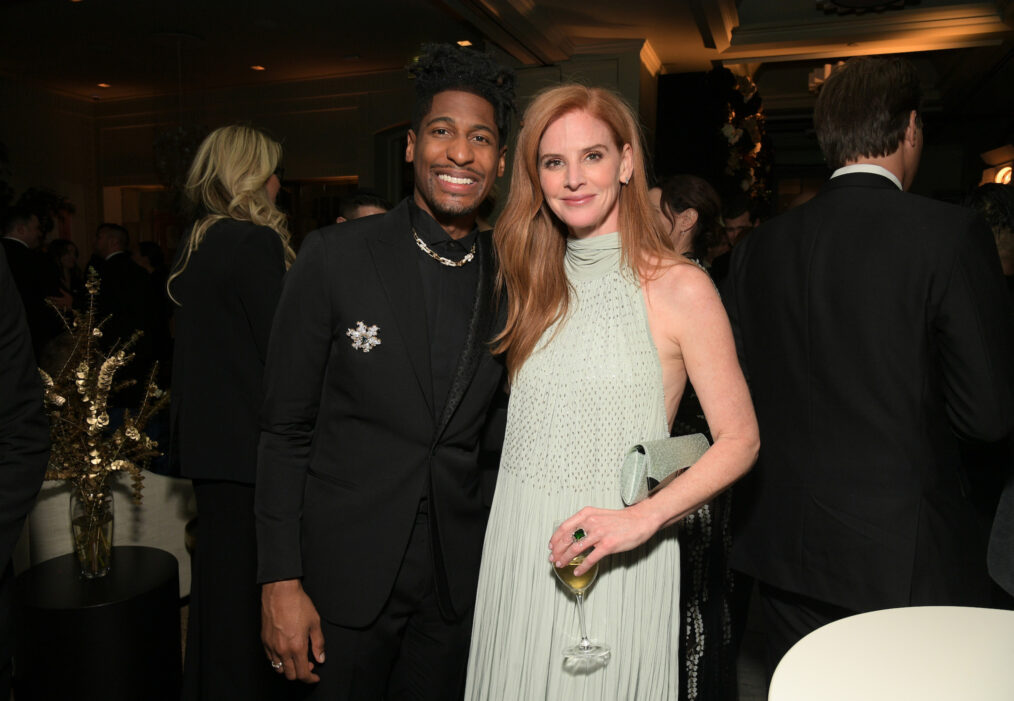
[[92, 222, 157, 404], [256, 43, 515, 699], [335, 191, 392, 223], [722, 56, 1014, 674], [1, 207, 65, 357]]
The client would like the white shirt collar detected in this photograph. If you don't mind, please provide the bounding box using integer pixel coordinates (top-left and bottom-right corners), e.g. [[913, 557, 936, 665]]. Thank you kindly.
[[2, 236, 29, 248], [105, 250, 126, 261], [831, 164, 902, 191]]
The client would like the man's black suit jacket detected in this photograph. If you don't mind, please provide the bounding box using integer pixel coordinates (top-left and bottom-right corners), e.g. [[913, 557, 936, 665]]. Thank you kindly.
[[256, 200, 504, 627], [1, 238, 61, 358], [723, 172, 1014, 613], [95, 252, 155, 360], [0, 245, 49, 696], [0, 245, 49, 567]]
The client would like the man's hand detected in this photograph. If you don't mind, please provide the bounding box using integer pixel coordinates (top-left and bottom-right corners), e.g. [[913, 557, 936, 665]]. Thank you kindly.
[[47, 289, 73, 312], [261, 578, 326, 683]]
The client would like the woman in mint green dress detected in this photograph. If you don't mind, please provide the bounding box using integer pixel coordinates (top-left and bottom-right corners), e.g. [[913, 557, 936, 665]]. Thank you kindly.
[[464, 85, 759, 700]]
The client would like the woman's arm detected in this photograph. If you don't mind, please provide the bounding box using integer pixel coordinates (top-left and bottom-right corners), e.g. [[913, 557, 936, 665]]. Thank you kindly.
[[550, 262, 759, 575]]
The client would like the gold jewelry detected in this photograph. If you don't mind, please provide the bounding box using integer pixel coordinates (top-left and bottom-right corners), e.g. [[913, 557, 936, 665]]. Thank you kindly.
[[412, 228, 475, 267]]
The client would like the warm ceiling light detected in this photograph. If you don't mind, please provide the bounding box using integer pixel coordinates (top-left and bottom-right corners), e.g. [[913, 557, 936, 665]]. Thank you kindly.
[[996, 165, 1013, 185], [96, 83, 110, 88], [250, 65, 265, 71], [457, 40, 472, 47]]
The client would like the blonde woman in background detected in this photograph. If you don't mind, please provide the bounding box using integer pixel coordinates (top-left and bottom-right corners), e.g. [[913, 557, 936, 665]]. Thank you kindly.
[[168, 125, 299, 700]]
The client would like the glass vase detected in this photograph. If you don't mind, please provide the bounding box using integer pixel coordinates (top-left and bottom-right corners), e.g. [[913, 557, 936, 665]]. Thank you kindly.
[[70, 487, 113, 578]]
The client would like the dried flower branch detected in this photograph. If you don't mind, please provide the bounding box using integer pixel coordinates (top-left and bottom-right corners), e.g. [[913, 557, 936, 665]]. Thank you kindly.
[[41, 269, 169, 504]]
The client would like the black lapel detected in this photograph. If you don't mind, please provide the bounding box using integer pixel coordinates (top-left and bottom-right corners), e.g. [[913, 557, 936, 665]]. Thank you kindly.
[[432, 230, 496, 444], [366, 201, 435, 417]]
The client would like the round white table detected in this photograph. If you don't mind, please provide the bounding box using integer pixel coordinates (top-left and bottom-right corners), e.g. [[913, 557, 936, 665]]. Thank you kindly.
[[768, 606, 1014, 701]]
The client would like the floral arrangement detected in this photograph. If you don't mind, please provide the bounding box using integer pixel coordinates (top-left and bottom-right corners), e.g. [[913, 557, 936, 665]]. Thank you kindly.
[[712, 69, 772, 207], [41, 270, 168, 498], [39, 270, 169, 575]]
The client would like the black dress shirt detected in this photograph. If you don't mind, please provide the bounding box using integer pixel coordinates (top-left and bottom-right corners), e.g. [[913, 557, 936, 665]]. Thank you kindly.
[[408, 200, 478, 413]]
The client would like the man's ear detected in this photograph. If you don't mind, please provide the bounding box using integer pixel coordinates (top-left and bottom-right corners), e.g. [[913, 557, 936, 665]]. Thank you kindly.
[[904, 110, 920, 147], [405, 129, 416, 164]]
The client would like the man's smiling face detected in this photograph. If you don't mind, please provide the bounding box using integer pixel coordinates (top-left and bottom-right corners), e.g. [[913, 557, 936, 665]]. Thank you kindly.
[[406, 89, 506, 233]]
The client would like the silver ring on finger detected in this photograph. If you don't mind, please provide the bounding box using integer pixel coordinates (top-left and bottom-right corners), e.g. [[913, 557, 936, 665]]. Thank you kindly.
[[271, 660, 283, 671]]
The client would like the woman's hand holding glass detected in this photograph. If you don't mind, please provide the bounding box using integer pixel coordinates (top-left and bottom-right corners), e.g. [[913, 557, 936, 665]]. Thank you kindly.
[[549, 504, 662, 575], [551, 519, 612, 661]]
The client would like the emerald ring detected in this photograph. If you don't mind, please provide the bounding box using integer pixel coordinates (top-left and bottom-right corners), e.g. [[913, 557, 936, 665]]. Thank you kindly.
[[572, 528, 586, 542]]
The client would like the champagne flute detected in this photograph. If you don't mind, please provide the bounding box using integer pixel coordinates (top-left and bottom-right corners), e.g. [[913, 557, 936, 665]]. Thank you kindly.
[[552, 522, 610, 660]]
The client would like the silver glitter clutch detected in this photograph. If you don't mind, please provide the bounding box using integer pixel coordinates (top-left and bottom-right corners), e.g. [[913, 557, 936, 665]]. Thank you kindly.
[[620, 434, 711, 505]]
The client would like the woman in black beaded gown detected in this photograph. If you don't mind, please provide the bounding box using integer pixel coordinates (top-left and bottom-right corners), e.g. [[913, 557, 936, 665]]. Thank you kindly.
[[650, 175, 737, 701]]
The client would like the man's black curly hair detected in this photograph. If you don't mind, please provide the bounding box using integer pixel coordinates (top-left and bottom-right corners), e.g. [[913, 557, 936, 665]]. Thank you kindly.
[[408, 43, 516, 146]]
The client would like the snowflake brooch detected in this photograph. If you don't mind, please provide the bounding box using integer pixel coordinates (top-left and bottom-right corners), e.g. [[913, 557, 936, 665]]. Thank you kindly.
[[346, 321, 381, 353]]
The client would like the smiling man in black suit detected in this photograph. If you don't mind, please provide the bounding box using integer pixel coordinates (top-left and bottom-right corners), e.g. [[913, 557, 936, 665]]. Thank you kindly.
[[722, 55, 1014, 675], [256, 44, 515, 699]]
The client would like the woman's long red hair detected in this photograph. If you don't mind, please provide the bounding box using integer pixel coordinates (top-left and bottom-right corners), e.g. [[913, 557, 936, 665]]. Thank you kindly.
[[492, 84, 676, 379]]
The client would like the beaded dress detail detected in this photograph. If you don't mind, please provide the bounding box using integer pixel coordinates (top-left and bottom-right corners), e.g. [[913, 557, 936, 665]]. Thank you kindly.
[[465, 232, 679, 699]]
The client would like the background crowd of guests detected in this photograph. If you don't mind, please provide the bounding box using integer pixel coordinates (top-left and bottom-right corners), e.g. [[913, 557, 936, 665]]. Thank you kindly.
[[1, 42, 1013, 701]]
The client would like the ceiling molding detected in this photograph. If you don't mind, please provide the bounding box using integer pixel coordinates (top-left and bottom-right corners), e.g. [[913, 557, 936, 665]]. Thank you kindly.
[[568, 38, 664, 76], [688, 0, 739, 52], [640, 40, 664, 76], [722, 3, 1012, 63], [434, 0, 573, 65]]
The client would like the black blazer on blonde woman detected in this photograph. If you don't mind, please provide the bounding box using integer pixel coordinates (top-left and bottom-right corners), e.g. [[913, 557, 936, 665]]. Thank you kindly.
[[170, 219, 285, 483], [169, 218, 297, 701]]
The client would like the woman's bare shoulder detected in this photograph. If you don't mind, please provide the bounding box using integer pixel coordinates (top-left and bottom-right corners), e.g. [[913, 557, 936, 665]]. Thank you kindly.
[[642, 255, 717, 305]]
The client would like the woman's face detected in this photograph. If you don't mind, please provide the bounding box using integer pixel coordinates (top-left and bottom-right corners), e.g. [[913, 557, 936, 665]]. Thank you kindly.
[[61, 244, 78, 270], [648, 187, 673, 237], [648, 187, 696, 255], [265, 173, 281, 204], [537, 109, 632, 239]]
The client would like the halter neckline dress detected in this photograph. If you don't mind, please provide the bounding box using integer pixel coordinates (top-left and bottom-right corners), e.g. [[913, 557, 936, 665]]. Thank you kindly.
[[465, 231, 680, 699]]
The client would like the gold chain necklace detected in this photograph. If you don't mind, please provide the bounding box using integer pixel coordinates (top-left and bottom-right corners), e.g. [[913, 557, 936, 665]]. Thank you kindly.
[[412, 228, 476, 267]]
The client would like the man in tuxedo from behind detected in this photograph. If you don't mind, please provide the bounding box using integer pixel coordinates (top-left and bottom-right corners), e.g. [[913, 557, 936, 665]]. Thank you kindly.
[[92, 223, 157, 403], [0, 245, 50, 698], [256, 43, 515, 700], [722, 55, 1014, 675], [1, 207, 65, 357]]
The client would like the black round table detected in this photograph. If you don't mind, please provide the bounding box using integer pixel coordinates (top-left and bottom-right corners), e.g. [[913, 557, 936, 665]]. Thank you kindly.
[[14, 545, 181, 701]]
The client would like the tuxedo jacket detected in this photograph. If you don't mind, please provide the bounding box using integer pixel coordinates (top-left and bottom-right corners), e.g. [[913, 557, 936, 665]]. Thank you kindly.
[[723, 172, 1014, 612], [0, 245, 49, 567], [1, 238, 62, 358], [96, 252, 157, 360], [989, 474, 1014, 597], [169, 220, 286, 483], [255, 200, 504, 626]]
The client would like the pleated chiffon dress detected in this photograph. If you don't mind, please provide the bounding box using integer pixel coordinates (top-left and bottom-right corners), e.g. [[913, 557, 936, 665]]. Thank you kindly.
[[465, 232, 680, 700]]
